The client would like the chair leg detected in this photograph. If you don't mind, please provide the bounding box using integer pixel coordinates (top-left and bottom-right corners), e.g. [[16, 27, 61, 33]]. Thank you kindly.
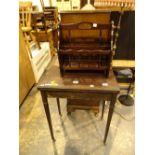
[[29, 31, 41, 49], [47, 32, 56, 57], [23, 32, 32, 58]]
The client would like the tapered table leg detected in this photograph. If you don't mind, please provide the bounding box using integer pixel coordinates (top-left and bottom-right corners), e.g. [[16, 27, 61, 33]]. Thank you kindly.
[[103, 95, 117, 144], [41, 91, 56, 141], [101, 100, 105, 120], [56, 98, 62, 116]]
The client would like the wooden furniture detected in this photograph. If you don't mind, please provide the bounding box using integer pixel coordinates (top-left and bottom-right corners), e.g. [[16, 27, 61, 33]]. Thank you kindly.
[[58, 10, 120, 113], [67, 99, 100, 115], [58, 10, 121, 77], [60, 10, 111, 24], [19, 1, 33, 34], [60, 10, 135, 61], [19, 1, 40, 57], [41, 5, 59, 49], [19, 23, 35, 105], [40, 0, 59, 49], [58, 21, 115, 77], [40, 0, 59, 24], [32, 5, 39, 11], [32, 1, 60, 53], [31, 12, 56, 56], [37, 64, 120, 144]]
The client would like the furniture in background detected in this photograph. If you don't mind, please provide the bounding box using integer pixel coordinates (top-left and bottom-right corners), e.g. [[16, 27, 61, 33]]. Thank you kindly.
[[37, 65, 120, 144], [32, 0, 59, 55], [40, 0, 59, 26], [31, 12, 56, 57], [67, 99, 100, 115], [19, 1, 40, 58], [19, 2, 52, 84], [19, 23, 35, 105], [32, 5, 39, 11], [40, 3, 59, 49]]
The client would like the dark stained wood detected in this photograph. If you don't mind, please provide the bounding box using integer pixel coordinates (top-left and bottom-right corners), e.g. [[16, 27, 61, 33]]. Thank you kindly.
[[60, 11, 110, 39], [40, 91, 56, 141], [58, 21, 114, 78], [67, 99, 100, 115], [104, 94, 117, 144], [56, 98, 62, 116], [38, 66, 119, 92], [58, 11, 118, 78], [60, 10, 111, 14], [101, 100, 105, 120], [38, 65, 120, 144]]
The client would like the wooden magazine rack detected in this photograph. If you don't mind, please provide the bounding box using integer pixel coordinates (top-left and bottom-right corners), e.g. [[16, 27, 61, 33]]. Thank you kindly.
[[58, 21, 115, 77]]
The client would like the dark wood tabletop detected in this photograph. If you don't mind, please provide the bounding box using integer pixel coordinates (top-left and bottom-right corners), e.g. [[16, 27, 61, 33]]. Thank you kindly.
[[37, 64, 120, 144], [38, 65, 120, 93]]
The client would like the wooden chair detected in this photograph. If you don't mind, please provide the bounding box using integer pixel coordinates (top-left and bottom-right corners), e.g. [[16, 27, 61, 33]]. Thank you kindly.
[[40, 0, 59, 48], [40, 0, 59, 24], [19, 1, 32, 33], [19, 1, 40, 58], [31, 12, 56, 56]]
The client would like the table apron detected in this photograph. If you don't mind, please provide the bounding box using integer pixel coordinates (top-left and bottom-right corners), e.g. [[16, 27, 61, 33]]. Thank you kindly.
[[45, 91, 117, 100]]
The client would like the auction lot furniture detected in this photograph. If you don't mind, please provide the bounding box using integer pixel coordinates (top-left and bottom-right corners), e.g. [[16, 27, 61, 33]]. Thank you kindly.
[[37, 65, 120, 144], [31, 11, 56, 57], [58, 21, 114, 77], [67, 99, 100, 115], [19, 1, 41, 57], [58, 10, 120, 115], [58, 10, 123, 78]]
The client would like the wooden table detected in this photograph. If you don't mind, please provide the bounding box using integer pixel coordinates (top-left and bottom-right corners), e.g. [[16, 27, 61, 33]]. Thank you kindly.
[[37, 65, 120, 144]]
